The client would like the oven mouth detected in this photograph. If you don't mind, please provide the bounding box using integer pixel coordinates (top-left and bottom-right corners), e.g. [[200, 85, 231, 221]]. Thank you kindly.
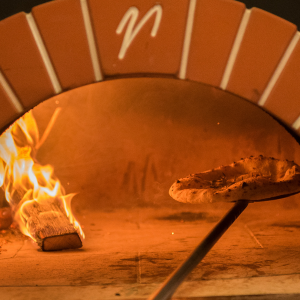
[[0, 77, 300, 298]]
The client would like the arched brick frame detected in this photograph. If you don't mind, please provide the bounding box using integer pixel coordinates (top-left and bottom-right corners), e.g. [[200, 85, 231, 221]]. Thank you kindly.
[[0, 0, 300, 136]]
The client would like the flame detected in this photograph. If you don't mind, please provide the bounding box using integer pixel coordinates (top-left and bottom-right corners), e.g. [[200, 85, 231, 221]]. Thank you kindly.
[[0, 111, 84, 241]]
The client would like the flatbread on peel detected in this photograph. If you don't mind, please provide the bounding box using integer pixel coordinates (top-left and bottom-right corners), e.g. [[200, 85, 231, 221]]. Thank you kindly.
[[169, 155, 300, 203]]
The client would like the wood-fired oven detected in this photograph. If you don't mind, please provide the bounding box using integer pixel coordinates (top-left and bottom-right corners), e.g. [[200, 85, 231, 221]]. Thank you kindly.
[[1, 1, 300, 299]]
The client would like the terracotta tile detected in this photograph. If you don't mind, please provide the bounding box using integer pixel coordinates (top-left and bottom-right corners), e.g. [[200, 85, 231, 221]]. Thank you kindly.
[[32, 0, 95, 90], [0, 87, 20, 131], [226, 8, 297, 103], [263, 39, 300, 126], [0, 13, 55, 109], [186, 0, 245, 86], [88, 0, 189, 77]]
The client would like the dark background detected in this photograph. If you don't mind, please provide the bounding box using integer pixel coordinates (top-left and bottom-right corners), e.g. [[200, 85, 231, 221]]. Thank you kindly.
[[1, 1, 300, 28]]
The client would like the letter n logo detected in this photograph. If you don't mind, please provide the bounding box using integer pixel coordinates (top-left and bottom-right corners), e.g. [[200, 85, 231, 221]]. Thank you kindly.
[[116, 5, 163, 60]]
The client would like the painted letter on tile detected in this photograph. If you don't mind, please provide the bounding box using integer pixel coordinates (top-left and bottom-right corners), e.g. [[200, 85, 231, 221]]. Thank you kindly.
[[116, 5, 163, 59]]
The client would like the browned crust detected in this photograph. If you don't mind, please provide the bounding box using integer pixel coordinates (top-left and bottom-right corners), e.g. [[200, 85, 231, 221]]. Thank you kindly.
[[169, 155, 300, 204]]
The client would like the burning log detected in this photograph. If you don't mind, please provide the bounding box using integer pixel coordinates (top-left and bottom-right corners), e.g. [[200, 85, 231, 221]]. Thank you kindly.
[[21, 200, 82, 251], [0, 111, 84, 251]]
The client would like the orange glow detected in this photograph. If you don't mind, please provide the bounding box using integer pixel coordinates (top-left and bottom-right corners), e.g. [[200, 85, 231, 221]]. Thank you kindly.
[[0, 111, 84, 240]]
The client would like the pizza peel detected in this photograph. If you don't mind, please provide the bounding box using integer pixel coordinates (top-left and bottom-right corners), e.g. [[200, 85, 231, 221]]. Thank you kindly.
[[147, 191, 300, 300]]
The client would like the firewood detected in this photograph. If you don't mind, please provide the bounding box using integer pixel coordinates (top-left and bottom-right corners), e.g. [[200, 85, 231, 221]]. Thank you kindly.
[[21, 199, 82, 251]]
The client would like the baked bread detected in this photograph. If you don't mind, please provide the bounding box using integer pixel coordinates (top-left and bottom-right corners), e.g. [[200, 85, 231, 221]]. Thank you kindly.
[[169, 155, 300, 203]]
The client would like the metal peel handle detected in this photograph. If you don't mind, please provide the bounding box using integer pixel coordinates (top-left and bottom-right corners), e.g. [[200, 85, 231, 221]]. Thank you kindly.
[[147, 200, 249, 300]]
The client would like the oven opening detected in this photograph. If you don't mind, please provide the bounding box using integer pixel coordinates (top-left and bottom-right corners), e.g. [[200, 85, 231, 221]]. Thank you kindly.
[[1, 78, 300, 298]]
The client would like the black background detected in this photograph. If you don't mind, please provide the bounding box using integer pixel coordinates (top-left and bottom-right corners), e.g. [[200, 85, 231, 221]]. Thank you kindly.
[[1, 1, 300, 28]]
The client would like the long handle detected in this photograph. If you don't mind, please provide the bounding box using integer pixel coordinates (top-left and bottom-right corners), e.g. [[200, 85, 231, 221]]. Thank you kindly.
[[148, 200, 249, 300]]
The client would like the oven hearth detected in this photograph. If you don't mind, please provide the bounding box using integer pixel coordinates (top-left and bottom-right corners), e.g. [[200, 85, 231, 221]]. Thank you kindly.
[[1, 203, 300, 299]]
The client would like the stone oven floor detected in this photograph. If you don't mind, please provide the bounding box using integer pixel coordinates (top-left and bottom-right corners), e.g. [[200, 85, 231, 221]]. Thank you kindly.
[[1, 200, 300, 300]]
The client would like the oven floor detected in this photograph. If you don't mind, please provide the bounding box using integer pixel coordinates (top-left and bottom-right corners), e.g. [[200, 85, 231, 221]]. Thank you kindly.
[[1, 200, 300, 300]]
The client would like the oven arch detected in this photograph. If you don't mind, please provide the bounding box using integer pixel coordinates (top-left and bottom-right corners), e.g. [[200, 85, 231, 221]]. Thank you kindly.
[[0, 0, 299, 140]]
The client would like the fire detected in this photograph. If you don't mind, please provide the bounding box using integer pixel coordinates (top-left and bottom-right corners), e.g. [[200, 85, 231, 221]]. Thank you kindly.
[[0, 111, 84, 241]]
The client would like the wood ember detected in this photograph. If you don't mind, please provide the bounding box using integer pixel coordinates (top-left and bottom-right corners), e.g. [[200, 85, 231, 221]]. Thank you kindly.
[[0, 207, 13, 230], [0, 190, 12, 230], [0, 189, 6, 208], [21, 199, 82, 251]]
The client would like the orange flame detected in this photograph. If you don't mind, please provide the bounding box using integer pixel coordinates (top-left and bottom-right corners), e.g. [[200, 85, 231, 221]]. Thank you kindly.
[[0, 111, 84, 240]]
